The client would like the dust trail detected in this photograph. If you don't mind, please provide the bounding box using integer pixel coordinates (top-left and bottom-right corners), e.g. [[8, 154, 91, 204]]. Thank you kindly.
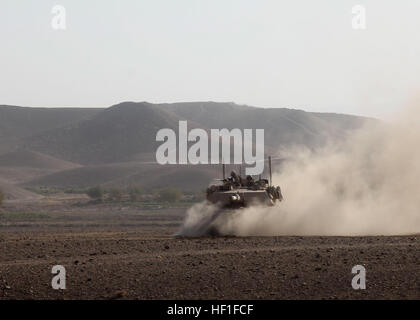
[[175, 201, 224, 237], [218, 106, 420, 236]]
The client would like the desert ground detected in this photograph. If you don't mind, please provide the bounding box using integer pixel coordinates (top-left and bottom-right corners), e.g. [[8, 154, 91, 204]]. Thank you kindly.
[[0, 194, 418, 300]]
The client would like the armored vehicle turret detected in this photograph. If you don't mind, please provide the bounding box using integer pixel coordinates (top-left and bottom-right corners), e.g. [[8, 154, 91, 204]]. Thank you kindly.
[[206, 157, 283, 209]]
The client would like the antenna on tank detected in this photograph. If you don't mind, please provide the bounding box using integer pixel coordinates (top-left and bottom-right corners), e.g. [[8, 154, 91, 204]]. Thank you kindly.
[[222, 158, 226, 180], [268, 156, 272, 187]]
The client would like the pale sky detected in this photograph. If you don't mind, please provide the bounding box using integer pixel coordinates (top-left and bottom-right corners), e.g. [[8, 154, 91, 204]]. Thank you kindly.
[[1, 0, 419, 119]]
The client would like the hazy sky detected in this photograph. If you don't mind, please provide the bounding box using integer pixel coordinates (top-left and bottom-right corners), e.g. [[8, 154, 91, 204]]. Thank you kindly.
[[1, 0, 419, 118]]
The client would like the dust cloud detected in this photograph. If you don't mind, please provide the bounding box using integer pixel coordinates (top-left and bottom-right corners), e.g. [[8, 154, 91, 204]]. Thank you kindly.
[[178, 106, 420, 236], [175, 201, 222, 237]]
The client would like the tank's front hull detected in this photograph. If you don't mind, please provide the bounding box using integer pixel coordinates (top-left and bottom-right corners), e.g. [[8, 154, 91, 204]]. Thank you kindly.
[[207, 189, 274, 208]]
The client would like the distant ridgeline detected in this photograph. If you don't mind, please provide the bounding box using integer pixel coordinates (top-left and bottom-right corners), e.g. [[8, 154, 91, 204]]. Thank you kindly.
[[0, 102, 373, 192]]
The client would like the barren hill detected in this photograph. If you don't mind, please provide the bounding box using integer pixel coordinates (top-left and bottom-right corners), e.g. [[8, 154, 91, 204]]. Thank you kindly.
[[0, 101, 374, 191], [0, 150, 80, 170], [0, 178, 42, 201], [22, 102, 192, 164], [19, 101, 371, 165], [0, 150, 81, 185], [0, 105, 101, 154], [163, 102, 371, 148]]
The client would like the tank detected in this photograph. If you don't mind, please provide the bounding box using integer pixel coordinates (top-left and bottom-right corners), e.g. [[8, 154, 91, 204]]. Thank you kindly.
[[206, 157, 283, 209]]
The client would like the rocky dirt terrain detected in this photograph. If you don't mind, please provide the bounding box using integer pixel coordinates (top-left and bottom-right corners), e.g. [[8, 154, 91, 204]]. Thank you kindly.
[[0, 196, 419, 300]]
